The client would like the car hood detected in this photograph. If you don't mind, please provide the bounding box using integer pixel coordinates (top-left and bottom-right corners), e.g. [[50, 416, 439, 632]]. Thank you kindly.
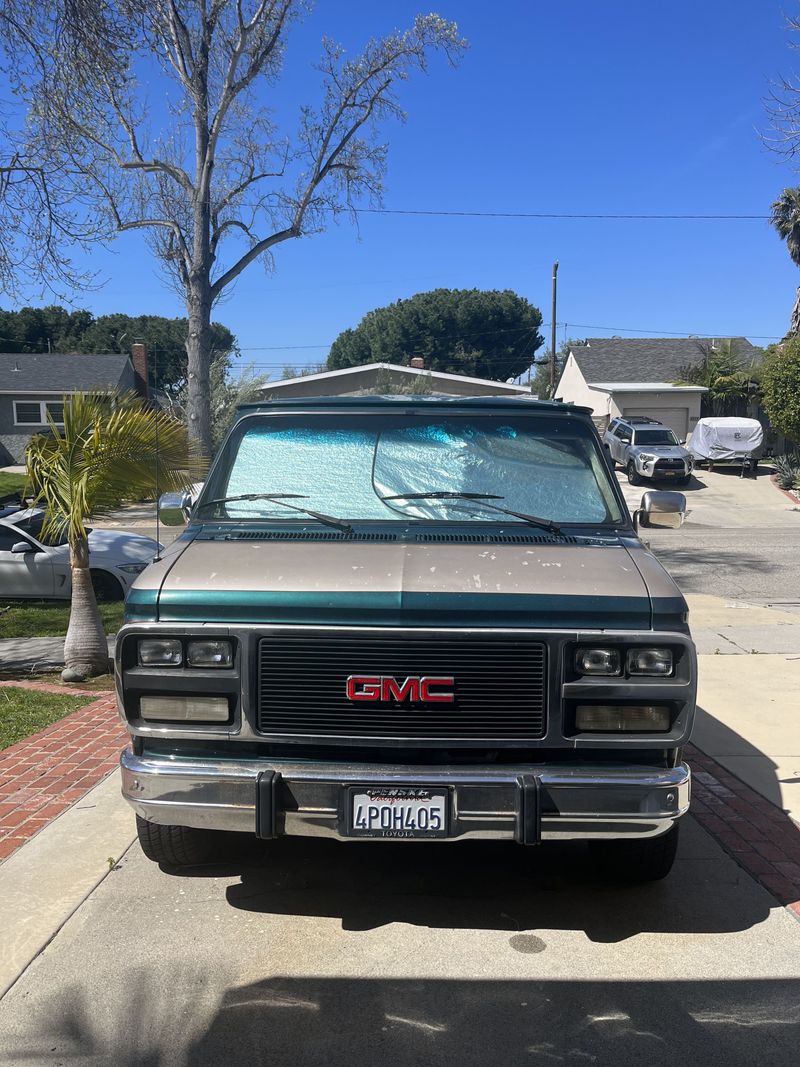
[[84, 528, 161, 563], [127, 532, 685, 630], [631, 445, 689, 459]]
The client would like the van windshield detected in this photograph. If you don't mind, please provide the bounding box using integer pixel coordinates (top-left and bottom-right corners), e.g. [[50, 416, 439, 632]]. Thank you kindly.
[[199, 412, 625, 526]]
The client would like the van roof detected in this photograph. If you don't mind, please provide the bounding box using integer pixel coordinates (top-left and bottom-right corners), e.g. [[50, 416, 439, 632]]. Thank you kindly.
[[236, 394, 594, 416]]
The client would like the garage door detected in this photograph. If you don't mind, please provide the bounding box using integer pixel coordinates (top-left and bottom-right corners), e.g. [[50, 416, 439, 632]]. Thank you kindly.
[[623, 407, 688, 440]]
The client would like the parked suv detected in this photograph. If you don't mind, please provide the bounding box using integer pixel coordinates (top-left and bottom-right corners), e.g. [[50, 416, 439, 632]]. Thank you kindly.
[[603, 417, 693, 486], [117, 396, 696, 882]]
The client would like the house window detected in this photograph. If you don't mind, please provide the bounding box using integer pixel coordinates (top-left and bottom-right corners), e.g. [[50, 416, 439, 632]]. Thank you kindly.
[[13, 400, 65, 426]]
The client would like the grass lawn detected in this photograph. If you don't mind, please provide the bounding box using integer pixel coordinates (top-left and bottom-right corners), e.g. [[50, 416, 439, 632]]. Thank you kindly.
[[0, 600, 125, 639], [0, 686, 89, 750], [0, 471, 27, 498]]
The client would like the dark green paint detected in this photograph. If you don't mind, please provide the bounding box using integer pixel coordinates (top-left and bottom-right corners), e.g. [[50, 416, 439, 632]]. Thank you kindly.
[[153, 588, 652, 629]]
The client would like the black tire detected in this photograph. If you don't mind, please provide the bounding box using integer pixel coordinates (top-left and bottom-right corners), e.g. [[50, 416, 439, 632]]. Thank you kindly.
[[589, 822, 680, 882], [626, 460, 642, 486], [676, 475, 691, 487], [136, 815, 231, 867], [90, 570, 124, 602]]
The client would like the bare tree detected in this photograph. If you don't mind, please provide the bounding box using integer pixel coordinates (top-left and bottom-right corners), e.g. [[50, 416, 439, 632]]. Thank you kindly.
[[4, 2, 465, 453]]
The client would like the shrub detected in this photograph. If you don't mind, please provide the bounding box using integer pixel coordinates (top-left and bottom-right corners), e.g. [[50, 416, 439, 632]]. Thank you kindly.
[[773, 453, 800, 490], [762, 338, 800, 443]]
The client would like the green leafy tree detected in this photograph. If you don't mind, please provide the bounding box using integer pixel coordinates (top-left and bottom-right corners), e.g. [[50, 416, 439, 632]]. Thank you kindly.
[[761, 337, 800, 445], [0, 306, 236, 394], [328, 289, 544, 380], [26, 392, 198, 679]]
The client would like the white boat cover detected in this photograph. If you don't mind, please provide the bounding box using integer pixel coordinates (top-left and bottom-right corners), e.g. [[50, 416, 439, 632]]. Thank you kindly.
[[688, 417, 764, 460]]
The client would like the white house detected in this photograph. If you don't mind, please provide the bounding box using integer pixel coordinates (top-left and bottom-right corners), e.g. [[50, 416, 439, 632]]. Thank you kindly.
[[552, 337, 762, 440], [258, 361, 532, 400]]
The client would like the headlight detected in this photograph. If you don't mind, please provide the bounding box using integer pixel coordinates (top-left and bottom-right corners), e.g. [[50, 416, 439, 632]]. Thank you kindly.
[[638, 453, 656, 463], [628, 648, 673, 676], [138, 638, 182, 666], [139, 695, 229, 722], [118, 563, 148, 574], [187, 639, 233, 668], [575, 704, 670, 732], [575, 648, 621, 676]]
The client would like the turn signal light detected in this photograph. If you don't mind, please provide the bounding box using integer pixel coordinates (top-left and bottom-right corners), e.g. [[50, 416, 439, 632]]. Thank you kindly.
[[575, 704, 670, 732], [139, 696, 229, 722]]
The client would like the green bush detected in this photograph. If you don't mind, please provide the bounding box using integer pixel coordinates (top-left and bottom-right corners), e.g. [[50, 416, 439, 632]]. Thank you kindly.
[[773, 453, 800, 490], [762, 339, 800, 444]]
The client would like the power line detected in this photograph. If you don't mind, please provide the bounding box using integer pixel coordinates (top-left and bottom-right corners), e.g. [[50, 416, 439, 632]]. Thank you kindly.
[[357, 208, 770, 221], [562, 322, 781, 340]]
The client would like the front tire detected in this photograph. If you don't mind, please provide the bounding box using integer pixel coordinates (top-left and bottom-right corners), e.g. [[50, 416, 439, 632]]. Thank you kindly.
[[136, 815, 232, 867], [589, 822, 680, 882], [626, 460, 643, 486], [90, 570, 124, 602]]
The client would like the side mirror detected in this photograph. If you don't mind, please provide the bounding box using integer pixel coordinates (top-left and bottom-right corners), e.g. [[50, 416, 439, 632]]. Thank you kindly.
[[11, 541, 36, 554], [158, 490, 192, 527], [636, 490, 686, 530]]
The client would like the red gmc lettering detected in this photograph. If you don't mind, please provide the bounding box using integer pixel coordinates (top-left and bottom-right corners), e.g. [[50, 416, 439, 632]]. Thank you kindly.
[[346, 675, 455, 703]]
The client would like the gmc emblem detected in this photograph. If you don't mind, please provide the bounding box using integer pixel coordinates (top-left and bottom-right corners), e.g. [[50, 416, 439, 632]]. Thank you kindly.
[[346, 675, 455, 703]]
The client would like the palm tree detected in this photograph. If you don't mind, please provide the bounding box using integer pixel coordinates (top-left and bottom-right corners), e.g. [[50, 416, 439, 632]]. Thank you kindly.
[[26, 392, 198, 680], [770, 188, 800, 336]]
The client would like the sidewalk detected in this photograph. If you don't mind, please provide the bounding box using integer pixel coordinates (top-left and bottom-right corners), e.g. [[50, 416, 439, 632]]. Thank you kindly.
[[0, 636, 116, 672]]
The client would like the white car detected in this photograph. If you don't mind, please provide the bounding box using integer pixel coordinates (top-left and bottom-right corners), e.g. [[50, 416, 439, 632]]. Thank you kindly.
[[0, 509, 161, 601]]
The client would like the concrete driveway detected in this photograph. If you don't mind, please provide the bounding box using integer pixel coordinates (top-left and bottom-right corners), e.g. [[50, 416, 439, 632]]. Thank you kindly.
[[1, 815, 800, 1066], [616, 463, 799, 529]]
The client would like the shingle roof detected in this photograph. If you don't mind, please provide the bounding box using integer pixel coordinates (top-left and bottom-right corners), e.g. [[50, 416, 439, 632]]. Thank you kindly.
[[569, 337, 760, 384], [0, 352, 131, 392]]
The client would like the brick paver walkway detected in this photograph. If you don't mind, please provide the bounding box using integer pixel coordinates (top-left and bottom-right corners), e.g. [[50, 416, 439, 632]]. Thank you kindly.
[[1, 684, 799, 924], [0, 683, 124, 862], [686, 742, 800, 921]]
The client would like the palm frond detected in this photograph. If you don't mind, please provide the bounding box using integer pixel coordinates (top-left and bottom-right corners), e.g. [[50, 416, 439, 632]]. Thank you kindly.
[[26, 391, 204, 546]]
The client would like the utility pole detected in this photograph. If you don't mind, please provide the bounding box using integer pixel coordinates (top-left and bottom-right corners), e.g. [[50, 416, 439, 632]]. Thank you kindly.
[[549, 261, 559, 397]]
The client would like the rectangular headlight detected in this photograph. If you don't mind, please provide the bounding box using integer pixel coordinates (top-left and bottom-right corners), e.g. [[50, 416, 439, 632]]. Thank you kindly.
[[139, 696, 229, 722], [138, 638, 182, 667], [575, 704, 670, 732], [575, 648, 621, 676], [628, 649, 673, 676], [187, 639, 233, 668]]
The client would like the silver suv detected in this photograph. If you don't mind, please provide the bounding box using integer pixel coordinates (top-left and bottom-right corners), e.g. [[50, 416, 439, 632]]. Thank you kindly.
[[603, 417, 693, 486]]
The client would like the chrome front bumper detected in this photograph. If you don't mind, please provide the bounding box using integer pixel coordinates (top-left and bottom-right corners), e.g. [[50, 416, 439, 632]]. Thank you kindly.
[[121, 749, 691, 842]]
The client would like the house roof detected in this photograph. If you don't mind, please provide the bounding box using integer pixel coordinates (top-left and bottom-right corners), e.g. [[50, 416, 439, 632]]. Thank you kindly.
[[588, 382, 708, 393], [259, 361, 531, 394], [568, 337, 760, 385], [0, 352, 132, 393]]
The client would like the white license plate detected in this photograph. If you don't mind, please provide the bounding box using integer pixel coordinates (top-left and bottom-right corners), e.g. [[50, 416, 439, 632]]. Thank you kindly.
[[348, 788, 448, 839]]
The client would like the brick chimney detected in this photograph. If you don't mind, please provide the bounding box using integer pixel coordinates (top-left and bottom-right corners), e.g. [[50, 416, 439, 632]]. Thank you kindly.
[[409, 356, 425, 369], [130, 342, 148, 398]]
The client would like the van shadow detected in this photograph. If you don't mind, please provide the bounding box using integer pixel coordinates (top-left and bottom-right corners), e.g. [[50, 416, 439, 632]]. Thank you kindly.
[[692, 706, 784, 808], [7, 971, 800, 1066], [206, 816, 771, 944]]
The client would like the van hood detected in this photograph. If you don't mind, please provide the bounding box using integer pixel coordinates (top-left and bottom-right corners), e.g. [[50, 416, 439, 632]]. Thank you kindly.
[[127, 532, 686, 630]]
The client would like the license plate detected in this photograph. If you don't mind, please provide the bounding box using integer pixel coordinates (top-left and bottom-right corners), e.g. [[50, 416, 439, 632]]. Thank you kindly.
[[347, 786, 448, 839]]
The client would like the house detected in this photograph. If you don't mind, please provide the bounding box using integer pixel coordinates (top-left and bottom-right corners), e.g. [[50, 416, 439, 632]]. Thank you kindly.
[[258, 360, 533, 400], [0, 344, 148, 465], [555, 337, 761, 440]]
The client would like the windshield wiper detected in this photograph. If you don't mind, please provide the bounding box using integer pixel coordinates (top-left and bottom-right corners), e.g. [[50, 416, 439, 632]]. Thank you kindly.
[[380, 492, 562, 535], [195, 493, 353, 534]]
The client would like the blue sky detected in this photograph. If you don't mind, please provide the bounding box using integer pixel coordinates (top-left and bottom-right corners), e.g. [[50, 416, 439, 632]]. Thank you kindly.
[[5, 0, 800, 379]]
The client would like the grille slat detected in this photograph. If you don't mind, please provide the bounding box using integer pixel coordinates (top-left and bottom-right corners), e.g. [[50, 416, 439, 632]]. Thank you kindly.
[[257, 632, 546, 742]]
